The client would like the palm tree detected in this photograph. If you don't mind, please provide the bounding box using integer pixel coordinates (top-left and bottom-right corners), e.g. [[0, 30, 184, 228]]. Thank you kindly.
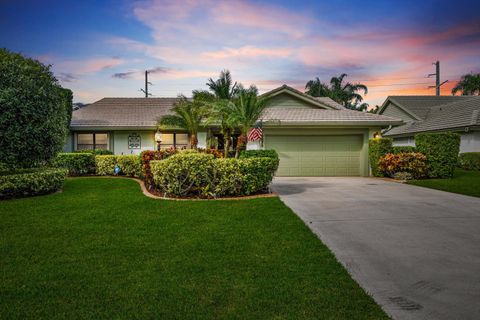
[[228, 86, 269, 158], [205, 70, 240, 157], [305, 73, 368, 107], [452, 73, 480, 96], [157, 92, 209, 149]]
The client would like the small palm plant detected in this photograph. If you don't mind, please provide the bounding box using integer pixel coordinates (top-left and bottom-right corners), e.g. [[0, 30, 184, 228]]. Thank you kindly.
[[157, 93, 209, 149], [229, 86, 269, 158]]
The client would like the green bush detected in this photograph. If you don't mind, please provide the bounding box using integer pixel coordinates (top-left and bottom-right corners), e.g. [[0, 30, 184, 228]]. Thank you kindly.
[[239, 149, 279, 160], [151, 152, 215, 197], [74, 149, 113, 155], [150, 152, 279, 197], [458, 152, 480, 171], [368, 138, 393, 176], [95, 155, 117, 176], [54, 153, 95, 175], [116, 155, 142, 177], [392, 146, 417, 154], [0, 168, 67, 199], [0, 49, 72, 168], [378, 152, 428, 179], [416, 132, 460, 178], [239, 157, 279, 195]]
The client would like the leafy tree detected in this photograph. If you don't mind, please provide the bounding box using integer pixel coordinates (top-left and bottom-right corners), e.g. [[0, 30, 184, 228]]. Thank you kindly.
[[228, 86, 269, 158], [452, 73, 480, 96], [345, 102, 369, 112], [205, 70, 240, 157], [157, 92, 209, 149], [0, 48, 72, 168], [305, 73, 368, 108]]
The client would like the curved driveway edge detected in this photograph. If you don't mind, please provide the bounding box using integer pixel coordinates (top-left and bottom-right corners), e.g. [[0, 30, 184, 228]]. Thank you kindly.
[[272, 177, 480, 320]]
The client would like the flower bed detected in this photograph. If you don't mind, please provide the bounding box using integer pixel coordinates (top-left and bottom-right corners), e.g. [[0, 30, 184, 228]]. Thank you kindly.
[[0, 168, 68, 199]]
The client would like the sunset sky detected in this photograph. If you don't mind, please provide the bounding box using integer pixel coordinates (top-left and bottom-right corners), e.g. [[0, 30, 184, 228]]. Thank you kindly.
[[1, 0, 479, 107]]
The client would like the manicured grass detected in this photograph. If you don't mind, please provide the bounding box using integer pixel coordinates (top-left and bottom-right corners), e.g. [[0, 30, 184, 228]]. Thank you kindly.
[[408, 169, 480, 198], [0, 177, 387, 319]]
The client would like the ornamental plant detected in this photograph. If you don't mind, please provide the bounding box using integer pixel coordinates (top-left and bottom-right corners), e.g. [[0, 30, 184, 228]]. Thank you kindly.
[[458, 152, 480, 171], [54, 153, 95, 176], [378, 152, 428, 179], [0, 49, 72, 168], [416, 132, 460, 178], [368, 138, 393, 176]]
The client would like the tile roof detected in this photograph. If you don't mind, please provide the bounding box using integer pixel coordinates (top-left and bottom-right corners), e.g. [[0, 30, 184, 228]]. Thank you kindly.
[[71, 98, 177, 128], [386, 96, 474, 119], [383, 96, 480, 136], [261, 107, 402, 125]]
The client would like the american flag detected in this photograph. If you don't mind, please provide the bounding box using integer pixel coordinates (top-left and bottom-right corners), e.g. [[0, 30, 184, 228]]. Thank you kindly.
[[247, 123, 263, 141]]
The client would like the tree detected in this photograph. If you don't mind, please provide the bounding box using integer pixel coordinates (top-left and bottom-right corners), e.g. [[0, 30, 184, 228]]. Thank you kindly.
[[345, 102, 369, 112], [305, 73, 368, 108], [205, 70, 240, 157], [0, 48, 72, 168], [157, 92, 208, 149], [228, 86, 269, 158], [452, 73, 480, 96]]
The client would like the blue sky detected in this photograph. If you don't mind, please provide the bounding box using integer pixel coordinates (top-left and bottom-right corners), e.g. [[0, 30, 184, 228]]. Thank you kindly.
[[1, 0, 479, 105]]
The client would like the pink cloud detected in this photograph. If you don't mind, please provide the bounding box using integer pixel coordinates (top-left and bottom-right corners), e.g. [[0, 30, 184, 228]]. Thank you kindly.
[[203, 46, 292, 60]]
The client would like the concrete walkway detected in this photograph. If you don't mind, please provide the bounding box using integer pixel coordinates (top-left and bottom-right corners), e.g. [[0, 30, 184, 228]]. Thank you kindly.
[[272, 177, 480, 320]]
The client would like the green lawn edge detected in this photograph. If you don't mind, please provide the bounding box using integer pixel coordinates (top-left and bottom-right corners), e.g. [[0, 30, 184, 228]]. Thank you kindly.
[[408, 169, 480, 198]]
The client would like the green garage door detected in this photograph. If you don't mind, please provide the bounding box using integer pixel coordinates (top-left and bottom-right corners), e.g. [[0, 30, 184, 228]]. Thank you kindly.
[[266, 135, 363, 176]]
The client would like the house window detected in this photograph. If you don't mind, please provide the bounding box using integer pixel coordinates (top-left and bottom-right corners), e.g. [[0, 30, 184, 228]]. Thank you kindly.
[[162, 133, 189, 149], [77, 133, 108, 150], [128, 133, 141, 149]]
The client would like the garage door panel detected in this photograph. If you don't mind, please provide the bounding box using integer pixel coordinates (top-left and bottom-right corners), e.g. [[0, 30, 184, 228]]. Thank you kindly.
[[266, 135, 363, 177]]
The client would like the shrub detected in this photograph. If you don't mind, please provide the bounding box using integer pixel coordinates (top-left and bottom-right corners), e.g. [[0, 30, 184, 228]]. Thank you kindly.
[[378, 152, 428, 179], [151, 153, 215, 197], [368, 138, 393, 176], [54, 153, 95, 176], [198, 148, 224, 158], [392, 146, 417, 154], [0, 49, 72, 168], [458, 152, 480, 171], [416, 132, 460, 178], [239, 157, 279, 195], [116, 155, 142, 177], [0, 168, 67, 199], [95, 155, 117, 176], [74, 149, 113, 155], [150, 153, 279, 197], [239, 149, 279, 161], [140, 149, 177, 187]]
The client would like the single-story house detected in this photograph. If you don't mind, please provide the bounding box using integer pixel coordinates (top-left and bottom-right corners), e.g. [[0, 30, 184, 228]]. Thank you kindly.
[[66, 85, 402, 176], [378, 96, 480, 153]]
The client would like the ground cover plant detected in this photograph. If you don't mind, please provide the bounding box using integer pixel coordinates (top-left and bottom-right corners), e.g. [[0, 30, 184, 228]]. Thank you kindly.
[[0, 177, 388, 319]]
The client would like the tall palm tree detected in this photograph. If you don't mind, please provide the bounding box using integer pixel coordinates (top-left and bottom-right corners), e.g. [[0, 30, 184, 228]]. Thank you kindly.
[[228, 86, 269, 158], [452, 73, 480, 96], [157, 92, 209, 149], [305, 73, 368, 107], [205, 70, 240, 157]]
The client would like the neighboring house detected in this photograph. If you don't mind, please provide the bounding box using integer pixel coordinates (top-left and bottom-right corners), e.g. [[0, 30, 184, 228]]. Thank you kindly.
[[378, 96, 480, 153], [66, 85, 401, 177]]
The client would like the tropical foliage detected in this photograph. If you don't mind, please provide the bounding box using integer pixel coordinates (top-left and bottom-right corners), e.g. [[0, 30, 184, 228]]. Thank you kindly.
[[157, 91, 209, 149], [305, 73, 368, 110], [378, 152, 428, 179], [452, 73, 480, 96]]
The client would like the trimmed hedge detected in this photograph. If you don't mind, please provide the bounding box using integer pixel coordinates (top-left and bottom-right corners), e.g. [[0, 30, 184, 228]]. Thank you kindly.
[[54, 153, 95, 175], [378, 152, 428, 179], [239, 149, 279, 161], [0, 168, 67, 199], [74, 149, 113, 155], [392, 146, 417, 154], [368, 138, 393, 177], [458, 152, 480, 171], [151, 151, 279, 197], [416, 132, 460, 178], [96, 155, 142, 177]]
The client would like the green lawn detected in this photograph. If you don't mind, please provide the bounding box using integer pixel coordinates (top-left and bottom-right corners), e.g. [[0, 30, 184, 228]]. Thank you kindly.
[[0, 178, 387, 319], [408, 169, 480, 198]]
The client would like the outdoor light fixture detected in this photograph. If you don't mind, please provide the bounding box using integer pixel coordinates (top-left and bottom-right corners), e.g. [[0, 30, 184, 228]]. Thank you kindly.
[[155, 131, 163, 151], [373, 132, 381, 139]]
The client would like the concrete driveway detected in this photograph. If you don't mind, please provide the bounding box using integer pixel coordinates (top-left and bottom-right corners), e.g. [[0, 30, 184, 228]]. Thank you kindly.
[[272, 177, 480, 320]]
